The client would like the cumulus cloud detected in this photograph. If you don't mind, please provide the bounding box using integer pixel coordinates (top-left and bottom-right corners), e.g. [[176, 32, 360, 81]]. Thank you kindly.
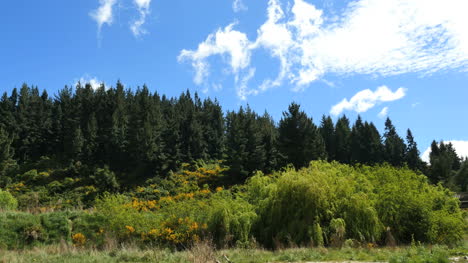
[[131, 0, 152, 37], [233, 0, 247, 12], [179, 0, 468, 99], [421, 140, 468, 163], [178, 23, 251, 87], [330, 86, 406, 116], [90, 0, 117, 38], [378, 107, 389, 118], [75, 75, 107, 90]]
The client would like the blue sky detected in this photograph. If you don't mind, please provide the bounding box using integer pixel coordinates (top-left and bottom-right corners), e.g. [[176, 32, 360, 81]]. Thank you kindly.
[[1, 0, 468, 159]]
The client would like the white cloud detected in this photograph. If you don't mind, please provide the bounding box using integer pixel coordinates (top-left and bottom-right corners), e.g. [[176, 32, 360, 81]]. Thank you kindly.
[[178, 23, 251, 87], [179, 0, 468, 99], [330, 85, 406, 116], [421, 140, 468, 163], [212, 83, 223, 92], [90, 0, 117, 38], [378, 107, 389, 118], [131, 0, 152, 37], [75, 75, 107, 90], [237, 67, 257, 100], [233, 0, 247, 12]]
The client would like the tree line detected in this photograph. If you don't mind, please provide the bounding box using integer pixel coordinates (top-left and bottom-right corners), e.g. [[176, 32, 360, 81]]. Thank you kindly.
[[0, 82, 466, 189]]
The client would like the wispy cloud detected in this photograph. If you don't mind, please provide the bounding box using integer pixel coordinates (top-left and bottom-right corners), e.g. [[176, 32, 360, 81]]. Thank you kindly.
[[421, 140, 468, 163], [378, 107, 389, 118], [412, 102, 421, 108], [75, 75, 107, 90], [90, 0, 118, 40], [233, 0, 247, 12], [131, 0, 152, 37], [178, 23, 251, 87], [330, 86, 406, 116], [179, 0, 468, 99]]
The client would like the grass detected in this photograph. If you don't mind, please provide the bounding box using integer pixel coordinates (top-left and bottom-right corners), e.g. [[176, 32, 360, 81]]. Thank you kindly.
[[0, 243, 466, 263]]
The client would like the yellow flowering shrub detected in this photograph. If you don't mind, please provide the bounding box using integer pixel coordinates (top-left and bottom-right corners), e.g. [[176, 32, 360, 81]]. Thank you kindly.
[[72, 233, 86, 247], [126, 189, 213, 212], [125, 225, 135, 233], [143, 216, 206, 247]]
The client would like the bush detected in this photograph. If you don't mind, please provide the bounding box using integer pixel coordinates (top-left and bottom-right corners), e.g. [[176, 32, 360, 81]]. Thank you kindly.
[[70, 211, 108, 248], [248, 161, 465, 248], [428, 210, 464, 246], [364, 165, 464, 245], [0, 211, 43, 249], [0, 189, 18, 210], [205, 191, 256, 248], [40, 212, 72, 244]]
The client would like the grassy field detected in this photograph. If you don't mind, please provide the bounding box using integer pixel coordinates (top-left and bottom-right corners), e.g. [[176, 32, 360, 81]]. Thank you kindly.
[[0, 243, 466, 263]]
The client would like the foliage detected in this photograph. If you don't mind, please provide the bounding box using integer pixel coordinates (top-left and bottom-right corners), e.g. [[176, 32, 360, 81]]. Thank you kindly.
[[247, 162, 464, 248], [0, 211, 43, 249], [40, 212, 72, 244], [0, 189, 18, 210], [0, 154, 465, 252], [72, 233, 86, 247]]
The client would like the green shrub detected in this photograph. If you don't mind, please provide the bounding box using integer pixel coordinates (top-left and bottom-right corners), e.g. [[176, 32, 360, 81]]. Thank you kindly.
[[95, 194, 162, 241], [311, 222, 324, 247], [428, 210, 464, 246], [0, 211, 43, 249], [339, 192, 382, 242], [40, 212, 72, 244], [329, 218, 346, 247], [365, 165, 464, 245], [0, 189, 18, 210], [248, 161, 465, 248], [205, 191, 256, 248], [70, 211, 108, 247]]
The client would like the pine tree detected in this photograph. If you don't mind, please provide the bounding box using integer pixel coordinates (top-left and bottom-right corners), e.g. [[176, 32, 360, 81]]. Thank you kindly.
[[0, 128, 15, 184], [361, 122, 383, 164], [176, 91, 206, 163], [278, 103, 326, 169], [127, 86, 165, 179], [84, 112, 98, 163], [109, 81, 129, 170], [225, 106, 267, 181], [258, 112, 279, 173], [383, 118, 406, 166], [405, 129, 422, 171], [455, 159, 468, 191], [38, 90, 53, 158], [71, 126, 84, 160], [0, 128, 13, 163], [319, 115, 335, 161], [334, 115, 351, 164], [161, 96, 181, 173], [225, 108, 249, 180], [429, 141, 460, 184], [201, 98, 224, 160], [243, 106, 267, 175], [350, 116, 365, 164]]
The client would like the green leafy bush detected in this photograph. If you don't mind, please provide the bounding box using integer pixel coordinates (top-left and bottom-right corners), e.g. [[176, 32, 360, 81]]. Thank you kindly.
[[0, 189, 18, 210], [205, 190, 256, 248], [248, 161, 465, 248], [0, 211, 43, 249], [40, 212, 72, 244]]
